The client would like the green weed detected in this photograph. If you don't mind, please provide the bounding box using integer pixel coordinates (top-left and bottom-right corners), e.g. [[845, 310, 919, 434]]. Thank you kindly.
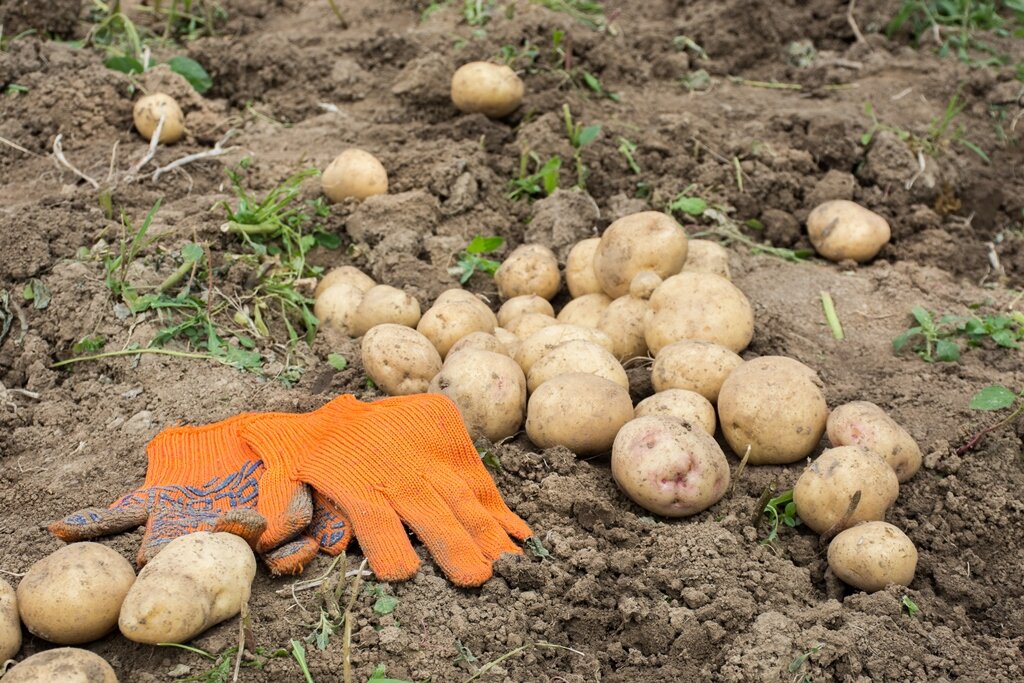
[[761, 488, 801, 544], [958, 382, 1024, 453], [447, 235, 505, 283], [892, 305, 1024, 362], [788, 643, 823, 681], [157, 643, 287, 683], [617, 137, 641, 174], [367, 664, 415, 682], [861, 94, 989, 163], [901, 594, 921, 616], [508, 152, 561, 200], [531, 0, 608, 31], [498, 30, 619, 100], [563, 104, 601, 188]]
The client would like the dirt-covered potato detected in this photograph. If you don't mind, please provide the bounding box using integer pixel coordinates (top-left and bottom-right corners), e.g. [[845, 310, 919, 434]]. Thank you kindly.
[[446, 331, 507, 359], [611, 416, 731, 517], [717, 356, 828, 464], [133, 93, 184, 144], [793, 446, 900, 535], [322, 148, 388, 202], [556, 292, 612, 328], [646, 272, 754, 354], [527, 339, 628, 393], [634, 389, 716, 435], [2, 648, 118, 683], [494, 244, 561, 301], [314, 265, 376, 298], [827, 522, 918, 593], [827, 401, 922, 483], [17, 542, 135, 645], [565, 238, 603, 298], [597, 295, 651, 361], [417, 302, 495, 358], [429, 349, 526, 442], [651, 340, 743, 403], [505, 312, 558, 341], [450, 61, 524, 118], [628, 271, 663, 300], [361, 324, 443, 395], [682, 239, 731, 279], [525, 373, 633, 456], [497, 295, 554, 327], [593, 212, 688, 298], [350, 284, 422, 337], [493, 327, 521, 358], [806, 200, 891, 263], [514, 324, 615, 377], [314, 283, 364, 337], [434, 289, 499, 329], [1, 578, 19, 663]]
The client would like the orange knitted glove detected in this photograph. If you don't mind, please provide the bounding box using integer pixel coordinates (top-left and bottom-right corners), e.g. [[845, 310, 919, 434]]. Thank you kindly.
[[240, 394, 532, 587]]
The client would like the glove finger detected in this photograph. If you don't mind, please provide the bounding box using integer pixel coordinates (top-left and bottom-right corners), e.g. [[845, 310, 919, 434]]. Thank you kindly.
[[427, 470, 521, 561], [214, 508, 267, 547], [256, 471, 313, 553], [331, 489, 421, 583], [309, 491, 351, 556], [443, 452, 534, 542], [48, 500, 149, 542], [262, 535, 320, 576]]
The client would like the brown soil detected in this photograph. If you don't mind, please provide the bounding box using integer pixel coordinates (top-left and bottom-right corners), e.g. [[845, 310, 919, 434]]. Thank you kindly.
[[1, 1, 1023, 682]]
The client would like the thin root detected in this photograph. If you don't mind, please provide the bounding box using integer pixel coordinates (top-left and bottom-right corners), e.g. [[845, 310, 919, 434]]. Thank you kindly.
[[52, 135, 100, 189], [152, 129, 238, 183]]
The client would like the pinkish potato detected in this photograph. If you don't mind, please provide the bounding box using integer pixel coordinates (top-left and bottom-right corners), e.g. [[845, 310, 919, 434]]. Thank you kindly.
[[429, 350, 526, 442], [611, 416, 731, 517], [505, 312, 558, 341], [416, 302, 495, 358], [826, 401, 922, 483], [593, 212, 688, 298], [827, 522, 918, 593], [497, 295, 554, 327], [634, 389, 716, 435], [682, 240, 731, 279], [597, 295, 651, 361], [526, 339, 628, 393], [556, 293, 612, 328], [494, 244, 561, 301], [350, 284, 422, 337], [525, 374, 633, 456], [646, 272, 754, 355], [446, 331, 507, 359], [651, 340, 743, 404], [565, 238, 603, 298], [807, 200, 891, 263], [793, 446, 899, 535]]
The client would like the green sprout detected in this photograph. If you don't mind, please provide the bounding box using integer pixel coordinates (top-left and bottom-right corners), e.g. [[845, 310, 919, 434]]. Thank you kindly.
[[448, 235, 505, 283]]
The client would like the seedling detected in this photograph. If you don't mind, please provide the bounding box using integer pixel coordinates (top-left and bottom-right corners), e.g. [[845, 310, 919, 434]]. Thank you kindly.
[[368, 584, 398, 615], [525, 536, 551, 559], [157, 642, 286, 683], [563, 104, 601, 188], [367, 664, 415, 683], [617, 137, 641, 174], [892, 305, 1023, 362], [901, 594, 921, 617], [761, 488, 801, 544], [788, 643, 823, 681], [673, 35, 709, 60], [327, 353, 348, 371], [531, 0, 609, 31], [447, 235, 505, 283], [861, 96, 989, 163], [507, 152, 561, 200], [958, 383, 1024, 454], [291, 639, 314, 683]]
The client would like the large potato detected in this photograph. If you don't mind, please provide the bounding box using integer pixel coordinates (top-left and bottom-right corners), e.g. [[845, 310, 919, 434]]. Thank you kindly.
[[314, 283, 364, 337], [556, 292, 612, 328], [565, 238, 603, 298], [497, 295, 554, 327], [634, 389, 716, 435], [514, 324, 614, 377], [2, 648, 118, 683], [17, 543, 135, 645], [314, 265, 375, 298], [119, 532, 255, 645], [434, 289, 499, 329], [827, 522, 918, 593], [494, 244, 561, 301], [611, 416, 730, 517], [527, 339, 628, 393], [450, 61, 524, 118], [505, 312, 558, 341], [682, 239, 731, 279], [597, 295, 651, 361], [361, 324, 443, 395], [417, 302, 495, 358], [651, 340, 743, 403], [793, 446, 899, 535], [717, 356, 828, 464], [1, 578, 19, 662], [350, 284, 422, 336], [646, 272, 754, 354], [807, 200, 890, 263], [826, 401, 922, 483], [428, 349, 526, 442], [593, 212, 688, 298], [526, 374, 633, 456], [322, 149, 388, 202]]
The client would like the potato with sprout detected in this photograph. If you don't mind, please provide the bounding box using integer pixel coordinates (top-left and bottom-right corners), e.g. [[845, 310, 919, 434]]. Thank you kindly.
[[793, 446, 899, 535], [593, 212, 688, 298]]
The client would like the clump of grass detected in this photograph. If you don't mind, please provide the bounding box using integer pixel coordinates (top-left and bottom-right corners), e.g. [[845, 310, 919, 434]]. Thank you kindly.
[[861, 93, 989, 163], [892, 304, 1023, 362]]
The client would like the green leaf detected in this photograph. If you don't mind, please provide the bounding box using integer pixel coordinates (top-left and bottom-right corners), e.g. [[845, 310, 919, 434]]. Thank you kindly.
[[892, 327, 921, 352], [314, 231, 342, 249], [327, 353, 348, 371], [910, 306, 934, 330], [367, 664, 414, 683], [525, 536, 550, 559], [969, 384, 1017, 411], [901, 595, 920, 617], [577, 124, 602, 147], [24, 278, 51, 309], [935, 339, 960, 362], [582, 70, 602, 92], [859, 131, 873, 146], [181, 243, 205, 263], [104, 55, 144, 74], [373, 595, 398, 615], [167, 56, 213, 93], [669, 196, 707, 216], [466, 235, 504, 254], [991, 329, 1020, 349], [72, 335, 106, 353]]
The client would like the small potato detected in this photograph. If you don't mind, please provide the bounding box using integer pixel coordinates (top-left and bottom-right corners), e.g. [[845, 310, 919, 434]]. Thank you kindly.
[[717, 356, 829, 464], [361, 324, 443, 395], [556, 292, 612, 328], [494, 244, 561, 301], [493, 327, 521, 358], [611, 416, 731, 517], [593, 212, 688, 298], [350, 284, 422, 337], [505, 312, 558, 341], [793, 446, 899, 535], [17, 542, 135, 645], [119, 532, 255, 645], [646, 272, 754, 355], [429, 349, 526, 442], [497, 295, 554, 328], [628, 270, 663, 300], [314, 283, 364, 337], [827, 401, 922, 483], [315, 266, 376, 298], [682, 239, 731, 279], [434, 289, 499, 329], [634, 389, 716, 435], [827, 522, 918, 593], [651, 340, 743, 403], [807, 199, 891, 263], [133, 93, 185, 144], [450, 61, 524, 118], [527, 339, 628, 393], [2, 648, 118, 683], [417, 302, 495, 358], [1, 578, 19, 662], [597, 295, 651, 361], [514, 324, 614, 377], [565, 238, 603, 298], [526, 374, 633, 456], [322, 149, 388, 202], [447, 331, 507, 359]]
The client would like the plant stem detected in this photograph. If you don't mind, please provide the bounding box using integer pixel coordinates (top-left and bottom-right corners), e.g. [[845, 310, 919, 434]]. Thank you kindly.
[[51, 347, 224, 368], [222, 221, 282, 236], [820, 291, 845, 340], [156, 258, 197, 294], [957, 403, 1024, 455]]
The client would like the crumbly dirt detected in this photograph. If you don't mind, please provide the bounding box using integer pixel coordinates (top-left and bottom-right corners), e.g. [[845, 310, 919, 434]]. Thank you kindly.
[[1, 1, 1023, 682]]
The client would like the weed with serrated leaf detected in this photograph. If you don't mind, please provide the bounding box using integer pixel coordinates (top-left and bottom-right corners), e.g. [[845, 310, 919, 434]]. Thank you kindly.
[[448, 235, 505, 283]]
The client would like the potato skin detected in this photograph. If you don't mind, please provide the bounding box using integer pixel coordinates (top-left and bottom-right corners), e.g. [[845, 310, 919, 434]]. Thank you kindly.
[[494, 244, 561, 301], [2, 647, 118, 683], [0, 578, 20, 662], [807, 200, 891, 263], [450, 61, 524, 118], [565, 238, 603, 298], [526, 373, 633, 456], [827, 522, 917, 593], [527, 339, 628, 393], [314, 265, 376, 298], [611, 416, 730, 517], [350, 284, 422, 336], [322, 149, 388, 202], [593, 212, 688, 298], [493, 327, 521, 358], [361, 324, 443, 395], [416, 302, 495, 358], [651, 340, 743, 404], [717, 356, 828, 464], [17, 543, 135, 645], [446, 331, 507, 359], [433, 289, 499, 329], [556, 292, 612, 328], [504, 312, 558, 341], [826, 401, 922, 483], [682, 239, 731, 279], [646, 272, 754, 354], [514, 324, 615, 377], [628, 271, 663, 300], [133, 93, 184, 144], [497, 295, 554, 328], [793, 446, 899, 535], [428, 349, 526, 442], [314, 283, 364, 337], [597, 295, 651, 361], [634, 389, 716, 435]]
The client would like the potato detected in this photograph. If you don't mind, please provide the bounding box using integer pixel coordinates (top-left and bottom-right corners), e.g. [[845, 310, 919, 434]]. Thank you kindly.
[[597, 295, 651, 361], [350, 284, 422, 337], [827, 401, 922, 483], [361, 324, 442, 395], [119, 532, 255, 645], [429, 349, 526, 442], [434, 289, 499, 329], [556, 292, 612, 328], [493, 328, 521, 359], [497, 295, 554, 328], [2, 648, 118, 683], [417, 302, 495, 358], [628, 270, 662, 300], [322, 148, 388, 202], [525, 373, 633, 456], [827, 522, 918, 593], [505, 312, 558, 341], [314, 265, 376, 298], [514, 324, 615, 377], [450, 61, 524, 118], [807, 199, 891, 263], [565, 238, 603, 298], [634, 389, 716, 435], [646, 272, 754, 355], [494, 244, 561, 301], [593, 212, 688, 298], [717, 356, 828, 465], [314, 283, 364, 337], [133, 93, 184, 144], [0, 578, 19, 662], [682, 239, 731, 279], [447, 331, 507, 359], [793, 446, 900, 535], [527, 339, 628, 393], [611, 416, 731, 517], [17, 543, 135, 645], [651, 340, 743, 403]]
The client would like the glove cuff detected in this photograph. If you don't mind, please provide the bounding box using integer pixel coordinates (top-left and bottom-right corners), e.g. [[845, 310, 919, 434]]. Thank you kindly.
[[145, 414, 260, 486]]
